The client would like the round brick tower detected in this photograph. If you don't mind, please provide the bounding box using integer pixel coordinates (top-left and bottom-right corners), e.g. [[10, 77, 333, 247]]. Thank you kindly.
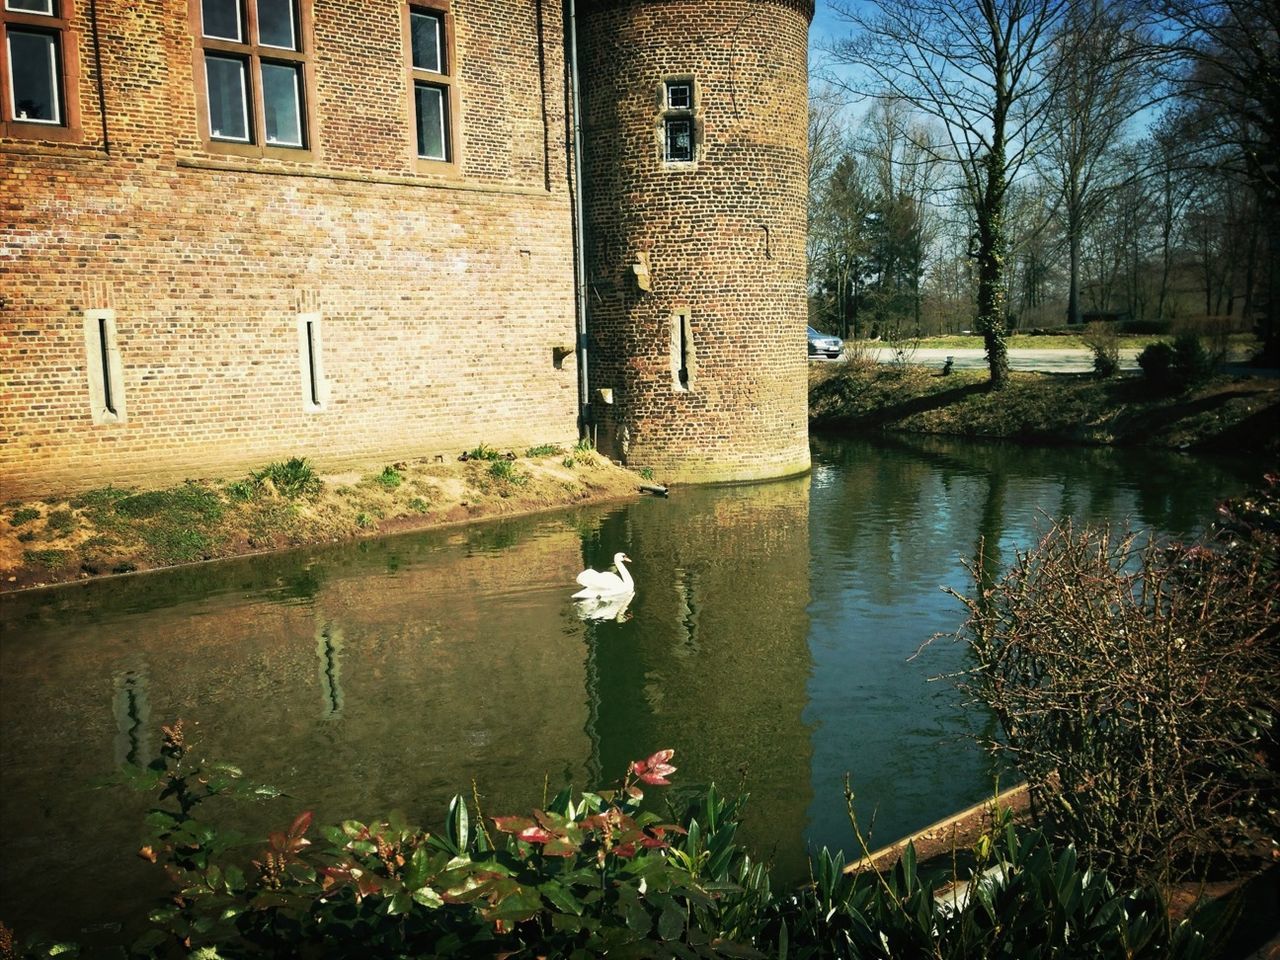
[[577, 0, 813, 483]]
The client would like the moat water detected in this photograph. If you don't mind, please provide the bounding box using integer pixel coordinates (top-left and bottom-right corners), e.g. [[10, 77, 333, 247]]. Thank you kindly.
[[0, 435, 1261, 944]]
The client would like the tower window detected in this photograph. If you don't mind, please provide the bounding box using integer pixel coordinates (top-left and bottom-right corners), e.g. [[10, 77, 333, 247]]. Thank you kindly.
[[665, 119, 692, 163], [660, 77, 695, 164], [671, 309, 695, 391], [666, 82, 691, 109]]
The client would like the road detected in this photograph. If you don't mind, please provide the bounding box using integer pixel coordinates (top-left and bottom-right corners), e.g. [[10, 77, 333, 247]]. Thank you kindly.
[[863, 346, 1141, 373]]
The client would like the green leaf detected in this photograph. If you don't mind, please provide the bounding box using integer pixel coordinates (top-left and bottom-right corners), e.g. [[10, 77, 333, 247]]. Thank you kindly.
[[411, 886, 444, 909], [386, 891, 412, 916], [447, 795, 469, 852], [658, 902, 685, 941], [541, 881, 585, 916]]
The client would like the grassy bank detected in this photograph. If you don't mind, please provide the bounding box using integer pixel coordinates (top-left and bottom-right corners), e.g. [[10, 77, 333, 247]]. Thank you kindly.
[[0, 444, 641, 592], [809, 362, 1280, 455]]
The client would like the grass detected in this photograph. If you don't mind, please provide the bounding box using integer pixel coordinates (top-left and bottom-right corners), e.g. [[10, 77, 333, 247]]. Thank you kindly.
[[22, 548, 69, 570], [252, 458, 322, 498], [488, 460, 528, 486], [465, 444, 505, 462], [44, 509, 76, 537], [373, 466, 403, 490], [525, 443, 565, 458]]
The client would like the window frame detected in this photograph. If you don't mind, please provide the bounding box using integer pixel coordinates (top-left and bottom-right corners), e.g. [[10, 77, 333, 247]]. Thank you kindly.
[[0, 0, 82, 142], [403, 0, 460, 176], [660, 76, 697, 166], [189, 0, 316, 160]]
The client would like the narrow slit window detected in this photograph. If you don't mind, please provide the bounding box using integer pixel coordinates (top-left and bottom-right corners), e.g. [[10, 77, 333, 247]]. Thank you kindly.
[[671, 310, 695, 391], [297, 312, 326, 412], [661, 77, 695, 164], [83, 309, 125, 424], [665, 118, 692, 162], [97, 315, 116, 414]]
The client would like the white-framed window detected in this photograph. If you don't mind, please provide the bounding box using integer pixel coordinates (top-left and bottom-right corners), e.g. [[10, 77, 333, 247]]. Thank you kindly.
[[2, 0, 81, 138], [193, 0, 312, 153], [405, 0, 458, 169], [662, 77, 696, 164]]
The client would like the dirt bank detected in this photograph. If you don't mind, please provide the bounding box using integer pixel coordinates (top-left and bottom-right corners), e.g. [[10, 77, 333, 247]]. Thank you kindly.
[[810, 363, 1280, 456], [0, 445, 645, 593]]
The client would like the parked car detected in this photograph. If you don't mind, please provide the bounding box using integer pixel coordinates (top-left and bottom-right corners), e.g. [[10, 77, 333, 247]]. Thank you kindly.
[[807, 326, 843, 360]]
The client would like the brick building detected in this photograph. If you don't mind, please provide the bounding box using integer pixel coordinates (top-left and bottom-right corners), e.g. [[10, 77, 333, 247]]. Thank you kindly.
[[1, 0, 813, 495]]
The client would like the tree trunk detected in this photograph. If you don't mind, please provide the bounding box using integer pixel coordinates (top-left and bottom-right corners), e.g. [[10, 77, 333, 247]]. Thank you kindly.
[[977, 150, 1010, 388]]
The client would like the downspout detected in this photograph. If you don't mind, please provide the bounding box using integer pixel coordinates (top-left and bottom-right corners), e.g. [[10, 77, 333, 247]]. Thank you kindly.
[[565, 0, 590, 436], [89, 0, 110, 154]]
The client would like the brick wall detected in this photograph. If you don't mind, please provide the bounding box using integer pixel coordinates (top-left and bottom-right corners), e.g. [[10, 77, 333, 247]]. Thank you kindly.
[[578, 0, 813, 483], [1, 0, 579, 498]]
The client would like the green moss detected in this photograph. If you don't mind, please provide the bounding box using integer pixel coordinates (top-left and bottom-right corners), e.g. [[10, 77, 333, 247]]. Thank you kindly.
[[8, 507, 39, 527], [44, 509, 76, 537], [22, 548, 70, 570]]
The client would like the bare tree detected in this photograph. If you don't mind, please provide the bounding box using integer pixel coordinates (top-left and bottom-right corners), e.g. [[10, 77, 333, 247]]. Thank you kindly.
[[828, 0, 1070, 387], [1149, 0, 1280, 360], [1039, 0, 1153, 326]]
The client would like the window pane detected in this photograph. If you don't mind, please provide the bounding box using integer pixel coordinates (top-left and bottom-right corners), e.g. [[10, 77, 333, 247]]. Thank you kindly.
[[258, 0, 298, 50], [6, 0, 56, 14], [7, 29, 60, 124], [262, 61, 303, 146], [414, 83, 446, 160], [410, 11, 442, 73], [667, 83, 691, 109], [205, 55, 249, 141], [665, 118, 692, 161], [202, 0, 242, 41]]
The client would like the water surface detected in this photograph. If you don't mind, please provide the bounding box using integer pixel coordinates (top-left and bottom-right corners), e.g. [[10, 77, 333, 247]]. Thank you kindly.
[[0, 436, 1258, 942]]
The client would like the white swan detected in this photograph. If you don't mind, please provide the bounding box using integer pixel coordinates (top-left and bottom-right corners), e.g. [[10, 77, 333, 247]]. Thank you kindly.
[[572, 552, 634, 599]]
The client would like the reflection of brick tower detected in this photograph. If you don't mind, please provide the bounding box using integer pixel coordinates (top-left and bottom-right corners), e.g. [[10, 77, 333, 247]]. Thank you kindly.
[[578, 0, 814, 483]]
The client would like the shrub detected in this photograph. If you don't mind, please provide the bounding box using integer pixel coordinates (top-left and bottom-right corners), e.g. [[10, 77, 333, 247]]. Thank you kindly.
[[1137, 341, 1175, 386], [252, 458, 323, 498], [955, 513, 1279, 883], [1122, 319, 1173, 335], [1081, 321, 1120, 377], [1172, 332, 1213, 384]]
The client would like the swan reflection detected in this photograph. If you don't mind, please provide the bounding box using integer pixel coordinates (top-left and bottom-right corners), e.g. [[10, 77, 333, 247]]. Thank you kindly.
[[574, 591, 635, 622]]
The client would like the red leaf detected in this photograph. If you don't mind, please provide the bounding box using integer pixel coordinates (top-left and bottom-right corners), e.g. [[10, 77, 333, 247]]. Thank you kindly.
[[492, 816, 535, 834], [288, 810, 313, 840]]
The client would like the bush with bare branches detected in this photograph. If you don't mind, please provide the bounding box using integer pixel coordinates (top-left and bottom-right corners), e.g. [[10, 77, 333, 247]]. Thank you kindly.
[[954, 482, 1279, 884]]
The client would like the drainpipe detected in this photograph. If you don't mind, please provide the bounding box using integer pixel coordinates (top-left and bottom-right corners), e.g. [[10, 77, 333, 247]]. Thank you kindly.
[[89, 0, 110, 154], [565, 0, 590, 435]]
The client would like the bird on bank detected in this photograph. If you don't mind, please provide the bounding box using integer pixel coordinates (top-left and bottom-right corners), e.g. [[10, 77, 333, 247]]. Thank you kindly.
[[572, 552, 634, 599]]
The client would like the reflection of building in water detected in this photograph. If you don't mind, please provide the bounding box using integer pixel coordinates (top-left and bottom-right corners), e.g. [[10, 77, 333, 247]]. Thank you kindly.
[[112, 668, 151, 767], [315, 622, 344, 721], [586, 475, 814, 879]]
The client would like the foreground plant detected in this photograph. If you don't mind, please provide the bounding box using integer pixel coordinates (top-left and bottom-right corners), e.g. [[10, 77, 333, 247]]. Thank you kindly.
[[955, 484, 1280, 885], [2, 721, 1226, 958]]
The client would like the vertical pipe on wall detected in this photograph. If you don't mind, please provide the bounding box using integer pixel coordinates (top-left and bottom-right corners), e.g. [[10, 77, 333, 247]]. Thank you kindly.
[[89, 0, 110, 154], [565, 0, 590, 435]]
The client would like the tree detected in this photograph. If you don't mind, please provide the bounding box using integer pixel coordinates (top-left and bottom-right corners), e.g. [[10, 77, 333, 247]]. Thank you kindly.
[[1150, 0, 1280, 360], [1038, 0, 1153, 326], [829, 0, 1070, 387]]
